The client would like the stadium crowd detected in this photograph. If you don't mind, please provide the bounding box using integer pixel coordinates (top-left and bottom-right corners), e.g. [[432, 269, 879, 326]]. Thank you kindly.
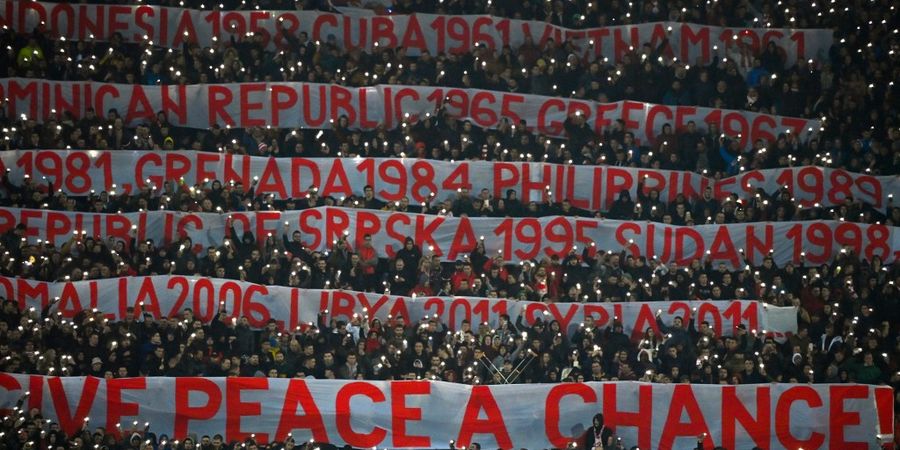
[[0, 0, 898, 447], [0, 0, 898, 178]]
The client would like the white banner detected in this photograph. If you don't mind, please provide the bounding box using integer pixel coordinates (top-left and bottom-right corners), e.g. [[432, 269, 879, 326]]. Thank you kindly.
[[0, 275, 796, 337], [1, 151, 893, 210], [0, 374, 892, 450], [0, 79, 820, 147], [0, 1, 831, 67], [0, 207, 896, 268]]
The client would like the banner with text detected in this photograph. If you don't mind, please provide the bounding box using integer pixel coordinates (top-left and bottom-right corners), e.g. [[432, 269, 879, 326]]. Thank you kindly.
[[0, 1, 831, 67], [0, 275, 797, 338], [1, 151, 893, 210], [0, 207, 896, 268], [0, 374, 892, 450], [0, 79, 820, 147]]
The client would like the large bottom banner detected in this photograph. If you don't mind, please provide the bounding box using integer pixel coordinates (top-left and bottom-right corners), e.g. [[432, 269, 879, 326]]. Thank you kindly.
[[0, 374, 893, 450]]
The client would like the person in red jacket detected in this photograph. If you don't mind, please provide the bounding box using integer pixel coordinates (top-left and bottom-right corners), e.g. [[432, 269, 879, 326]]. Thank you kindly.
[[357, 234, 378, 290], [451, 261, 476, 293]]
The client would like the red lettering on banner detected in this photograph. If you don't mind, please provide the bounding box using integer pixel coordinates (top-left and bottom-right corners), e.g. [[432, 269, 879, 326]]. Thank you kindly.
[[208, 86, 235, 127], [326, 209, 350, 244], [125, 87, 154, 124], [709, 226, 740, 267], [328, 291, 355, 322], [299, 209, 323, 249], [222, 12, 248, 37], [393, 88, 420, 124], [638, 169, 667, 201], [355, 211, 381, 248], [20, 209, 42, 239], [781, 117, 808, 137], [828, 385, 868, 450], [751, 115, 777, 144], [704, 109, 723, 134], [27, 374, 45, 411], [358, 89, 378, 129], [240, 83, 266, 128], [448, 217, 476, 260], [614, 222, 640, 256], [162, 85, 187, 124], [172, 10, 197, 47], [605, 167, 633, 209], [400, 15, 426, 51], [45, 212, 70, 244], [546, 304, 578, 332], [107, 378, 146, 438], [322, 159, 352, 199], [133, 277, 161, 317], [630, 304, 660, 340], [0, 209, 13, 235], [0, 370, 19, 393], [302, 85, 327, 127], [9, 80, 39, 120], [675, 106, 698, 131], [566, 100, 591, 121], [174, 378, 222, 438], [289, 158, 319, 198], [620, 101, 643, 136], [414, 216, 445, 255], [594, 103, 618, 133], [537, 99, 565, 135], [52, 83, 80, 119], [646, 104, 673, 145], [135, 152, 163, 187], [134, 6, 155, 42], [194, 152, 220, 185], [96, 84, 120, 120], [456, 386, 512, 449], [545, 383, 597, 448], [391, 381, 431, 447], [330, 86, 354, 124], [745, 224, 773, 263], [648, 24, 672, 59], [357, 293, 390, 319], [675, 227, 703, 265], [583, 304, 610, 327], [387, 300, 411, 323], [270, 85, 298, 128], [492, 163, 519, 199], [311, 14, 336, 42], [521, 164, 551, 203], [257, 158, 287, 198], [613, 28, 639, 60], [775, 385, 825, 449], [336, 382, 387, 448], [500, 94, 525, 125], [275, 379, 328, 442], [737, 170, 764, 200], [58, 281, 84, 316], [222, 153, 250, 190], [658, 385, 713, 449], [875, 387, 894, 450], [602, 383, 652, 450], [471, 92, 498, 126], [386, 214, 410, 249], [372, 17, 397, 49], [16, 278, 48, 311], [722, 112, 750, 148], [681, 24, 711, 63], [48, 376, 99, 435]]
